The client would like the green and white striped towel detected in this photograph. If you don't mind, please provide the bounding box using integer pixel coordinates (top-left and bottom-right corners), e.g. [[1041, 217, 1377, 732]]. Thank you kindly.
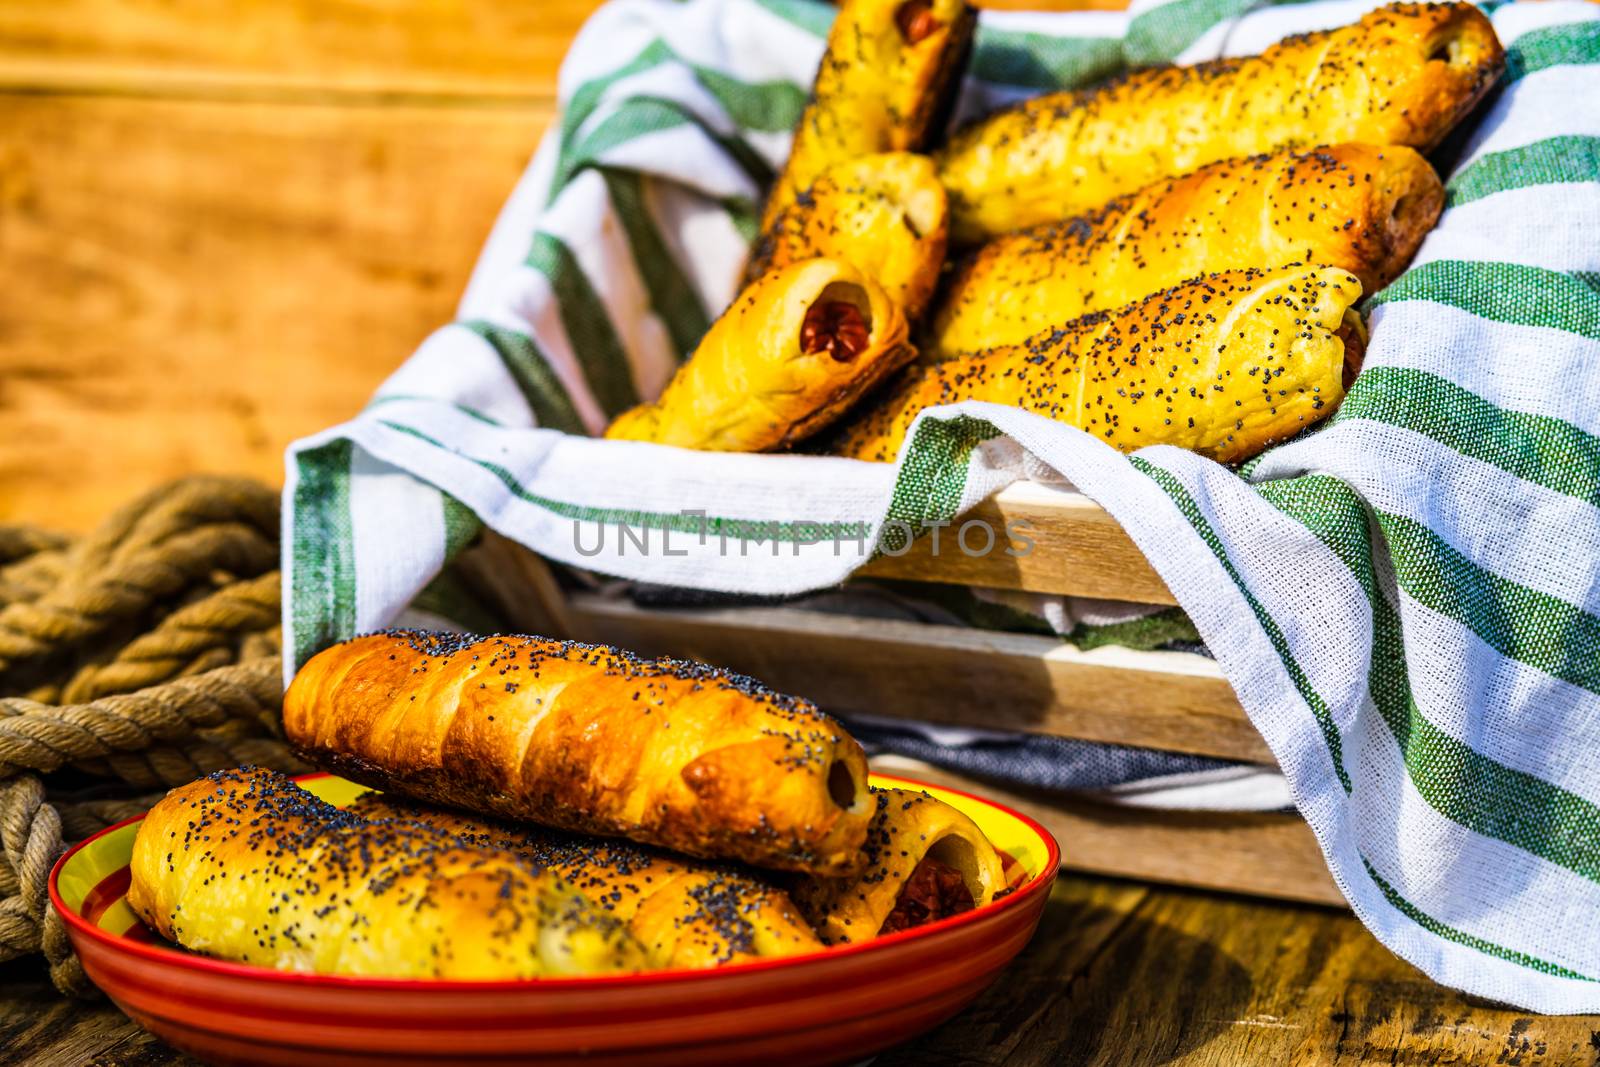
[[284, 0, 1600, 1011]]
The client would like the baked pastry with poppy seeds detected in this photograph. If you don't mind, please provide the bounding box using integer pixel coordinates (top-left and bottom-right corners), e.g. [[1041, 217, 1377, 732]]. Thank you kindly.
[[747, 152, 949, 320], [284, 631, 874, 876], [128, 767, 650, 978], [937, 2, 1502, 242], [604, 257, 911, 452], [762, 0, 974, 230], [352, 793, 825, 969], [792, 788, 1008, 944], [927, 144, 1440, 360], [832, 265, 1366, 464]]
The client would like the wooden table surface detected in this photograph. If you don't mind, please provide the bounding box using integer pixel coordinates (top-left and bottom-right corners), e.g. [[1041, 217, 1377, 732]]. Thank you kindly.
[[7, 873, 1598, 1066], [3, 2, 1598, 1064]]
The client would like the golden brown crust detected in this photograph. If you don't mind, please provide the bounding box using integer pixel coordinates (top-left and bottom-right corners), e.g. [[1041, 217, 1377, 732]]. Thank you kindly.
[[351, 794, 825, 968], [747, 152, 949, 320], [284, 631, 874, 876], [792, 788, 1006, 944], [937, 2, 1502, 242], [603, 258, 912, 452], [763, 0, 975, 230], [127, 767, 649, 978], [927, 145, 1441, 360], [831, 265, 1365, 465]]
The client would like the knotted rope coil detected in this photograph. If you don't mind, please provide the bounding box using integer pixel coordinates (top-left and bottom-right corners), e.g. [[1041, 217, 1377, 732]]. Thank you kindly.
[[0, 476, 301, 996]]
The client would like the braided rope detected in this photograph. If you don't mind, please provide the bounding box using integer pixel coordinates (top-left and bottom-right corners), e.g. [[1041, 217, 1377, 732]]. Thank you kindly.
[[73, 723, 304, 790], [0, 776, 90, 993], [0, 658, 283, 778], [0, 523, 277, 674], [0, 476, 298, 997], [174, 645, 236, 680], [71, 476, 278, 582], [242, 626, 283, 660], [62, 573, 281, 703], [57, 795, 165, 842], [0, 549, 71, 609], [0, 658, 287, 997], [0, 528, 70, 567], [0, 776, 55, 933]]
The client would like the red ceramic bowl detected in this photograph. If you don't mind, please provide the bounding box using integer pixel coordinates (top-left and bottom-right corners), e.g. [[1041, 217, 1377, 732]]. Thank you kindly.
[[51, 771, 1058, 1067]]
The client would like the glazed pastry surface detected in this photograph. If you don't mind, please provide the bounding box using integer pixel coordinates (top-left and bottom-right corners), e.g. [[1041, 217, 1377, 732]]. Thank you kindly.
[[284, 631, 874, 876], [763, 0, 975, 229], [748, 152, 949, 319], [793, 788, 1007, 944]]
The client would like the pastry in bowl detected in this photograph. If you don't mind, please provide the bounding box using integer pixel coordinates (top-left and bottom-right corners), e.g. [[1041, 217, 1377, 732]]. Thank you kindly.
[[794, 787, 1009, 944], [350, 792, 824, 969], [285, 631, 875, 876], [128, 767, 650, 979]]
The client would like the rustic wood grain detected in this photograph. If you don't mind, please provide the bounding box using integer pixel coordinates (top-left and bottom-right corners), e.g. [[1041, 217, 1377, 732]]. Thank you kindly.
[[0, 0, 587, 531], [0, 93, 547, 530], [884, 880, 1600, 1067], [0, 959, 148, 1065], [0, 0, 598, 101], [860, 481, 1178, 605]]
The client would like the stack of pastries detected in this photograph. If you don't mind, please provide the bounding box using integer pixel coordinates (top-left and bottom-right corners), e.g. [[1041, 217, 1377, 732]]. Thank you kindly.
[[128, 631, 1010, 978], [603, 0, 1504, 465]]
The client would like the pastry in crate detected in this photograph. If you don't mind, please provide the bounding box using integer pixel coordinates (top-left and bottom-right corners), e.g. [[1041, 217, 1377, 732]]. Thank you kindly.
[[926, 144, 1442, 361], [937, 1, 1502, 241]]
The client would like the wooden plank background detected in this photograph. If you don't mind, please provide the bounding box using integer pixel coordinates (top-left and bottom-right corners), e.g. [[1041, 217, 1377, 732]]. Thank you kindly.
[[0, 0, 1169, 531], [0, 2, 593, 530]]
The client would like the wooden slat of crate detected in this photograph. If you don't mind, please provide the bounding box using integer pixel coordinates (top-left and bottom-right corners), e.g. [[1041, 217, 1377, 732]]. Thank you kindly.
[[463, 535, 1263, 763], [860, 480, 1176, 605], [465, 537, 1326, 903], [875, 757, 1344, 908]]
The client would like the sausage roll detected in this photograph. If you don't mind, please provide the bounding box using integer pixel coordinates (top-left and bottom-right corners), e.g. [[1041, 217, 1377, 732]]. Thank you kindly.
[[927, 144, 1440, 360], [763, 0, 975, 230], [128, 767, 649, 978], [352, 793, 824, 969], [832, 265, 1367, 465], [746, 152, 949, 320], [937, 2, 1502, 242], [792, 788, 1007, 944], [284, 631, 874, 876], [604, 258, 911, 452]]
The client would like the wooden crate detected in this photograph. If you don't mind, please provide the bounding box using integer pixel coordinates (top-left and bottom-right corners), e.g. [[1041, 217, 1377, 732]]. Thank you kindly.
[[874, 757, 1342, 907], [457, 479, 1344, 908]]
